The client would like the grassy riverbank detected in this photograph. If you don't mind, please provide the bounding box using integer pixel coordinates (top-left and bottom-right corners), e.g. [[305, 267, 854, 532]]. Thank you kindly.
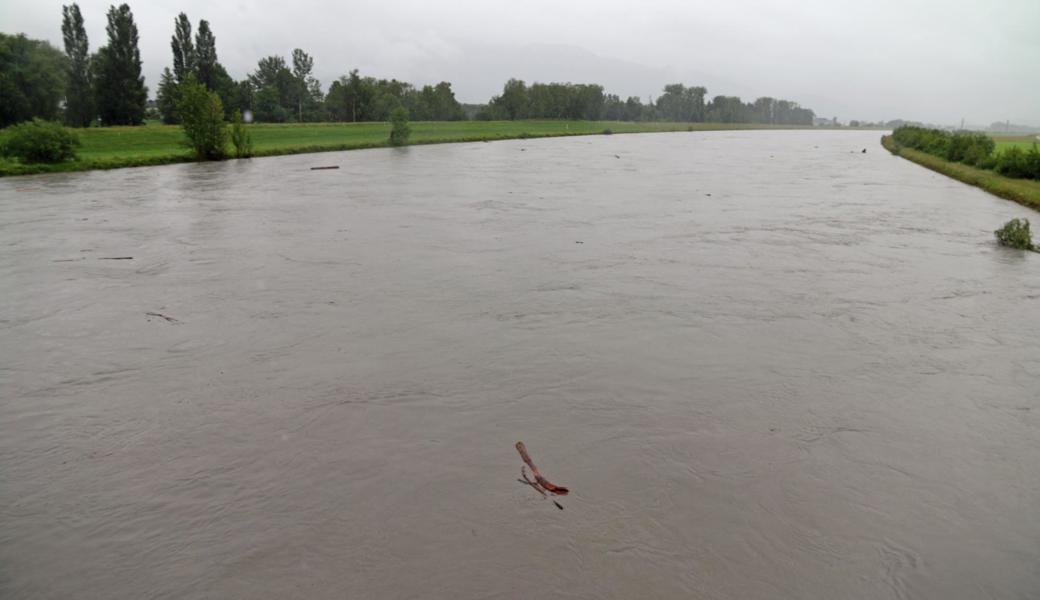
[[0, 120, 806, 177], [881, 135, 1040, 211]]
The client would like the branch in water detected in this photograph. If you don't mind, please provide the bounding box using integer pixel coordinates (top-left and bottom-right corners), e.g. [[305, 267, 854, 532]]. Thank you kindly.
[[515, 441, 569, 495]]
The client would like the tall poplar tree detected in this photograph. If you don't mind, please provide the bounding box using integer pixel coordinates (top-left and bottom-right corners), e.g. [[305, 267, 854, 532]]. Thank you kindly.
[[194, 20, 217, 90], [94, 4, 147, 125], [171, 12, 194, 82], [61, 3, 94, 126]]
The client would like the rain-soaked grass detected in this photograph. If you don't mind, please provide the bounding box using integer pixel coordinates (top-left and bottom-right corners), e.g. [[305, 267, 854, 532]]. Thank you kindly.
[[0, 120, 807, 177], [882, 135, 1040, 212], [991, 134, 1040, 153]]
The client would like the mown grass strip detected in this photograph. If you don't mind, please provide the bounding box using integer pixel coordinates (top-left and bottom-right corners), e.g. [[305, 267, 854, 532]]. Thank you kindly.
[[1, 120, 811, 177], [881, 135, 1040, 212]]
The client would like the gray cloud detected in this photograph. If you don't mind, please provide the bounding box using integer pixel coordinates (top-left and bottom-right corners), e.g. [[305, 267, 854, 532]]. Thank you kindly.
[[3, 0, 1037, 125]]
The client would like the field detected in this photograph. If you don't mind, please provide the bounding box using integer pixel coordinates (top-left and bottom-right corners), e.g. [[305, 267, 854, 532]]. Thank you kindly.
[[0, 120, 806, 177], [991, 134, 1040, 152], [882, 135, 1040, 211]]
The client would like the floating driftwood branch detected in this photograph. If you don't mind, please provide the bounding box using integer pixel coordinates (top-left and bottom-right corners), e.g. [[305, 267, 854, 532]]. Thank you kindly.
[[515, 441, 569, 507]]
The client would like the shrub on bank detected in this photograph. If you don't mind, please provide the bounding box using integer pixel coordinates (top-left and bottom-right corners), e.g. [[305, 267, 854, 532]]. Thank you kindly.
[[229, 111, 253, 158], [946, 132, 994, 166], [1013, 144, 1040, 180], [388, 106, 411, 146], [177, 75, 228, 161], [0, 118, 80, 163], [976, 154, 999, 170], [892, 126, 950, 156], [1028, 145, 1040, 180], [994, 218, 1034, 250], [995, 147, 1029, 179], [892, 125, 1040, 181]]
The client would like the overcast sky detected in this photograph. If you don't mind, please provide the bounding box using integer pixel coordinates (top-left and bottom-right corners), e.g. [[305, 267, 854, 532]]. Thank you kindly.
[[3, 0, 1037, 126]]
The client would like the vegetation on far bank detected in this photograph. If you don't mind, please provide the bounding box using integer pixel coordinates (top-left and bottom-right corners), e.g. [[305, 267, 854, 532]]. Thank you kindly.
[[0, 2, 827, 174], [881, 134, 1040, 211], [0, 120, 805, 177], [3, 3, 818, 132]]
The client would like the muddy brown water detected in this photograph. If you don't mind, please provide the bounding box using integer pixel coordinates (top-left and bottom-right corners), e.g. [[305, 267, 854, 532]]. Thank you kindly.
[[2, 130, 1039, 599]]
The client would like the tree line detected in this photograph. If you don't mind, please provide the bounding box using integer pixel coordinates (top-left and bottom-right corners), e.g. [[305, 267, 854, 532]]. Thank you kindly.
[[478, 81, 814, 125], [0, 2, 816, 128]]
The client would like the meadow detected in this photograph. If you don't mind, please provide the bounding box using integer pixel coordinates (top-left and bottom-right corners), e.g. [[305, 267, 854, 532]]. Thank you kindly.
[[0, 120, 804, 177], [992, 134, 1040, 152]]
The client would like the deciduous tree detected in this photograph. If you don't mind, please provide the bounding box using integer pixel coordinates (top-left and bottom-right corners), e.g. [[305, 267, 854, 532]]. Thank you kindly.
[[0, 33, 68, 127]]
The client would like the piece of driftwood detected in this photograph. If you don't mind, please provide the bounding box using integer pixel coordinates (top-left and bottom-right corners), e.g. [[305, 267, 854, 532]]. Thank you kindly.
[[310, 166, 340, 170], [99, 256, 133, 260], [145, 312, 179, 323], [515, 441, 569, 496], [518, 467, 565, 510]]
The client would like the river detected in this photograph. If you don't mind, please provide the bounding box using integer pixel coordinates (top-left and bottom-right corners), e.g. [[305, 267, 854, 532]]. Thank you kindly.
[[1, 130, 1038, 599]]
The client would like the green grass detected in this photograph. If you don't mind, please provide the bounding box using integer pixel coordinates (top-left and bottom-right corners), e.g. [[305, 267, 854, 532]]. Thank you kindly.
[[882, 135, 1040, 211], [0, 120, 807, 177], [992, 134, 1040, 153]]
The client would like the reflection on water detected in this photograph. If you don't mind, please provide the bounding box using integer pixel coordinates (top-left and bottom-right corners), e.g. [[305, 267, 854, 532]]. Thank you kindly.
[[1, 130, 1038, 599]]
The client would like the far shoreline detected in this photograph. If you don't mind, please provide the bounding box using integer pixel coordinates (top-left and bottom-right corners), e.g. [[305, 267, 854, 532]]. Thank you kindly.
[[0, 121, 883, 178]]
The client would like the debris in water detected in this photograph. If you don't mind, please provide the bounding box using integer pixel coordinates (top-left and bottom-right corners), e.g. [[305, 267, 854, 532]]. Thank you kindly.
[[99, 256, 133, 260], [862, 148, 867, 153], [145, 312, 179, 323], [515, 441, 569, 504], [575, 241, 584, 244], [310, 166, 339, 170]]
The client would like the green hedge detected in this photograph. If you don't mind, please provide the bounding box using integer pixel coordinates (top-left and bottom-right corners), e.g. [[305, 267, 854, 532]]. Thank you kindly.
[[891, 126, 1039, 180]]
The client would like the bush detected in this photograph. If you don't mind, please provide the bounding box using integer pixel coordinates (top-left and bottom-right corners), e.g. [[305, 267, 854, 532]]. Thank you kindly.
[[946, 132, 994, 166], [892, 125, 950, 156], [893, 126, 1040, 180], [1025, 144, 1040, 180], [995, 147, 1029, 179], [602, 128, 613, 135], [976, 154, 999, 170], [177, 75, 228, 160], [994, 218, 1034, 250], [388, 106, 411, 146], [0, 118, 80, 163], [229, 111, 253, 158]]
